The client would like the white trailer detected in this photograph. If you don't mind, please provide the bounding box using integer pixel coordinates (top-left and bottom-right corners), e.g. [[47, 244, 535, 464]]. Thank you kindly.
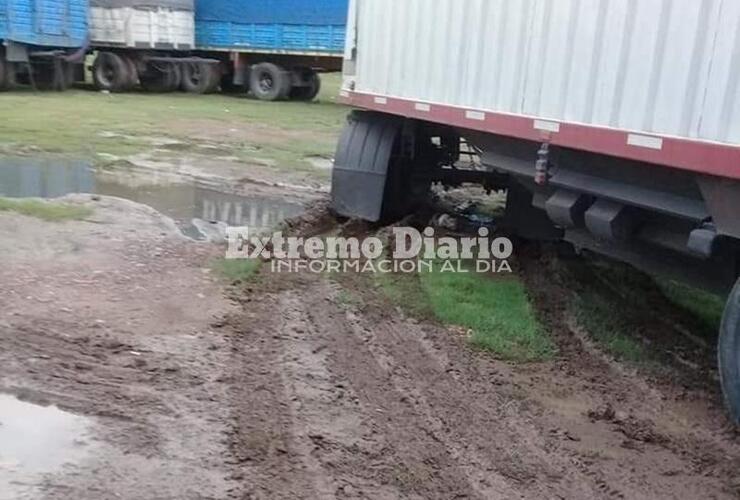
[[90, 1, 194, 50], [331, 0, 740, 421]]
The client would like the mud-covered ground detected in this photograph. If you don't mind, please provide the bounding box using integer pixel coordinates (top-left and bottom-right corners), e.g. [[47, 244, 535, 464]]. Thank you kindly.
[[1, 195, 740, 500]]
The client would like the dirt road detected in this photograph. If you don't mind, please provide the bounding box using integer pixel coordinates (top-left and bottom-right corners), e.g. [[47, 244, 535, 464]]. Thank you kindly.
[[2, 197, 740, 499]]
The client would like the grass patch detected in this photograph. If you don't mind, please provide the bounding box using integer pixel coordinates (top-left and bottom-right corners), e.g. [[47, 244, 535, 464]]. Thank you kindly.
[[422, 269, 554, 361], [377, 263, 554, 362], [657, 278, 725, 331], [0, 73, 346, 177], [212, 258, 262, 283], [375, 270, 434, 318], [548, 256, 650, 363], [571, 289, 646, 363], [0, 197, 92, 221]]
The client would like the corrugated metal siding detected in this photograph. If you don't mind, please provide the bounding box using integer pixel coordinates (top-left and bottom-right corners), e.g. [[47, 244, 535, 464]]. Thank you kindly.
[[350, 0, 740, 146], [1, 0, 88, 47], [0, 0, 7, 41], [196, 21, 345, 53], [89, 6, 194, 48], [196, 0, 347, 26], [195, 0, 347, 53]]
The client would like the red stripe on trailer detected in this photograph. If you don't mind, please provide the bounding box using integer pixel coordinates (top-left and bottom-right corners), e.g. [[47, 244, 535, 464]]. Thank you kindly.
[[339, 91, 740, 181]]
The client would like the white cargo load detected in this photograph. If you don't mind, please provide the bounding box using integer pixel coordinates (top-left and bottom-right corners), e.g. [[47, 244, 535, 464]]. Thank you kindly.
[[341, 0, 740, 178], [90, 0, 194, 50]]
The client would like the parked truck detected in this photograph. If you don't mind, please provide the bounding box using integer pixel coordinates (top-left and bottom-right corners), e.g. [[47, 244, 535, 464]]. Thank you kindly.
[[331, 0, 740, 420], [88, 0, 347, 99], [195, 0, 346, 100], [0, 0, 88, 90]]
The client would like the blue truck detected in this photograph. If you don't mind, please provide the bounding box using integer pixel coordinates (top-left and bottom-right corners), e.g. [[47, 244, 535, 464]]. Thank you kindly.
[[195, 0, 347, 100], [0, 0, 89, 90], [85, 0, 348, 100]]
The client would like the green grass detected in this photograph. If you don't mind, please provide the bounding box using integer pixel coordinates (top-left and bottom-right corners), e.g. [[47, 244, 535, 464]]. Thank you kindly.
[[571, 290, 646, 363], [0, 73, 346, 172], [0, 197, 92, 221], [657, 278, 725, 331], [376, 270, 435, 318], [377, 264, 554, 362], [546, 256, 650, 363], [212, 258, 262, 283]]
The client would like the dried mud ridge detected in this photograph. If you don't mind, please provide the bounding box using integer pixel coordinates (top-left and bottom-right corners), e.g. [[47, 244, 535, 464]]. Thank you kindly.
[[2, 199, 740, 499]]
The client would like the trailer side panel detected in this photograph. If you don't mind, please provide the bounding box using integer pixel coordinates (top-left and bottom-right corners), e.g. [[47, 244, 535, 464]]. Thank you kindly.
[[195, 0, 347, 54], [341, 0, 740, 178], [1, 0, 88, 48]]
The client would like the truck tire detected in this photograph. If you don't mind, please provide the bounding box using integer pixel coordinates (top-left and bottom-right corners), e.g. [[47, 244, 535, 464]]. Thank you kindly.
[[181, 62, 214, 94], [166, 63, 182, 92], [290, 70, 321, 101], [719, 278, 740, 423], [93, 52, 130, 92], [249, 63, 291, 101], [206, 63, 222, 93], [141, 62, 180, 93], [331, 111, 423, 222], [31, 61, 70, 91], [0, 57, 12, 90], [123, 56, 138, 90]]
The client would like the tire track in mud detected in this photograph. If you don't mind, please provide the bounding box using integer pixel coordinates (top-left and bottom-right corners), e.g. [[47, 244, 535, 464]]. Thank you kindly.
[[239, 278, 606, 499], [276, 292, 411, 499], [226, 290, 410, 499], [307, 281, 605, 500], [301, 282, 503, 500], [224, 297, 317, 500], [320, 290, 522, 499]]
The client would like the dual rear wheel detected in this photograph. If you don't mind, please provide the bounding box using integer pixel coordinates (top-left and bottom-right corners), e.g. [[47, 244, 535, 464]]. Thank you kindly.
[[93, 52, 219, 94], [180, 62, 220, 94], [93, 52, 134, 92], [248, 63, 321, 101]]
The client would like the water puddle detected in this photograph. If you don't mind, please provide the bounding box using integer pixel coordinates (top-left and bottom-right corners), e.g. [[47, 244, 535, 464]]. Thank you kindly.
[[0, 157, 305, 239], [0, 394, 92, 500]]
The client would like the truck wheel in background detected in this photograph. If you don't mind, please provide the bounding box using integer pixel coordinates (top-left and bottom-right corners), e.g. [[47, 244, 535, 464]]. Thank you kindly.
[[219, 71, 244, 94], [206, 64, 222, 93], [122, 56, 138, 90], [181, 62, 215, 94], [93, 52, 131, 92], [290, 69, 321, 101], [140, 62, 180, 93], [31, 60, 72, 91], [331, 111, 426, 222], [719, 278, 740, 423], [249, 63, 291, 101], [0, 57, 12, 90]]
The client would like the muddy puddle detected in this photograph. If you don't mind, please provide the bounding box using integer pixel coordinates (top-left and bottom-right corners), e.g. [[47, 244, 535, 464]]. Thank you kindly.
[[0, 394, 93, 500], [0, 157, 305, 239]]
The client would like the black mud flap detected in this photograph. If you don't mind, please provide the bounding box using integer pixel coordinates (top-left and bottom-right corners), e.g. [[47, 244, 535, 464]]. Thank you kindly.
[[331, 111, 401, 222]]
